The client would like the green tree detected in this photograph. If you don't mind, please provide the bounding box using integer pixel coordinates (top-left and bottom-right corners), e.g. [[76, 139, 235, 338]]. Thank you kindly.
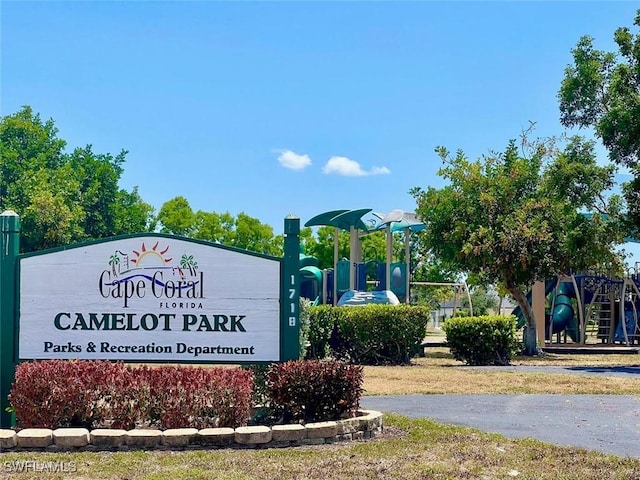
[[190, 209, 282, 256], [0, 106, 66, 208], [0, 107, 83, 250], [113, 187, 156, 234], [19, 167, 85, 251], [461, 285, 499, 316], [157, 196, 195, 237], [192, 210, 235, 244], [68, 145, 129, 239], [558, 10, 640, 228], [361, 230, 388, 263], [305, 226, 351, 270], [0, 106, 154, 251], [411, 135, 623, 355], [233, 212, 281, 256]]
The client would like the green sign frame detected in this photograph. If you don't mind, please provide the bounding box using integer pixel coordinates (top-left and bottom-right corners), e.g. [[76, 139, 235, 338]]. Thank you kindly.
[[0, 212, 300, 427]]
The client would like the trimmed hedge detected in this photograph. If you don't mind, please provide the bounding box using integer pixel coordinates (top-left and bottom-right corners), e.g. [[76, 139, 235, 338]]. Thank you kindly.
[[11, 359, 364, 429], [308, 304, 430, 365], [9, 361, 253, 430], [267, 360, 363, 423], [443, 315, 520, 366], [306, 305, 340, 360]]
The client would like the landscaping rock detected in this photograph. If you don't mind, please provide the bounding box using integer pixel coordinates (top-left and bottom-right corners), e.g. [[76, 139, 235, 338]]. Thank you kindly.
[[125, 429, 162, 447], [0, 429, 17, 448], [162, 428, 198, 447], [235, 426, 272, 444], [90, 429, 128, 447], [16, 428, 53, 448], [53, 428, 90, 447], [305, 421, 338, 439], [197, 427, 235, 446], [271, 424, 306, 442]]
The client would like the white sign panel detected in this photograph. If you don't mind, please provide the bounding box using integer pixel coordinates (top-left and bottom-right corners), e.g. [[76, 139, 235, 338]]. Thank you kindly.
[[19, 236, 280, 362]]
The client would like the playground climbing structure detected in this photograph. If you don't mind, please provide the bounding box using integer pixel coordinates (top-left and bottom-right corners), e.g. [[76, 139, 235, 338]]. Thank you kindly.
[[514, 266, 640, 346]]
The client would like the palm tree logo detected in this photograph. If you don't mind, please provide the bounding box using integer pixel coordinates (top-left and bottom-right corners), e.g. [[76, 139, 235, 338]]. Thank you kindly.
[[180, 254, 198, 277], [108, 254, 120, 277]]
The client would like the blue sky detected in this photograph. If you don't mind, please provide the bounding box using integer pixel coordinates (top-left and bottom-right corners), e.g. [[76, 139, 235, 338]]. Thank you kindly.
[[2, 1, 640, 260]]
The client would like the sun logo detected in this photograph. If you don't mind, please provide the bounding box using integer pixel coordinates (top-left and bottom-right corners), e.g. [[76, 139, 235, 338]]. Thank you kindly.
[[131, 241, 172, 267], [108, 242, 173, 277]]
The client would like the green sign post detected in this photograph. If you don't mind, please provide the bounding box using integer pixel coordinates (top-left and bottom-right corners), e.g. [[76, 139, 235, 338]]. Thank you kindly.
[[0, 211, 20, 428], [280, 215, 301, 361]]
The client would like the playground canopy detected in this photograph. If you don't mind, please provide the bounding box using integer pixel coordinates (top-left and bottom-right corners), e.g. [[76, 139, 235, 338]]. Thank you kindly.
[[371, 210, 425, 297], [305, 208, 373, 301], [304, 208, 426, 304]]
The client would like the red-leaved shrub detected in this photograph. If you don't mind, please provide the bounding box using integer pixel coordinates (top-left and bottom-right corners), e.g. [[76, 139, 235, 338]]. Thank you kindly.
[[9, 361, 253, 430], [140, 365, 253, 429], [9, 359, 113, 429], [267, 360, 363, 424]]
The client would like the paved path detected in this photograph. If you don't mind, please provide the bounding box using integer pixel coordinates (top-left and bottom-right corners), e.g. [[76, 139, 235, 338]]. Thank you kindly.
[[461, 364, 640, 378], [361, 368, 640, 458]]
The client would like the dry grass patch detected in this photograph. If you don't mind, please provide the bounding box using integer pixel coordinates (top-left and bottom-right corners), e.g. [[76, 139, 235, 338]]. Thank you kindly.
[[362, 348, 640, 395]]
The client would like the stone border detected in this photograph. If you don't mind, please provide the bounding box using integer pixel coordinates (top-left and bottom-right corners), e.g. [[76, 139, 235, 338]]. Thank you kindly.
[[0, 410, 383, 452]]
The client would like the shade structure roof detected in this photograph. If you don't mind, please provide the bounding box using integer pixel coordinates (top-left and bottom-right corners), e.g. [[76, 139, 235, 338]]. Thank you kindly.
[[304, 208, 372, 232], [372, 210, 425, 233]]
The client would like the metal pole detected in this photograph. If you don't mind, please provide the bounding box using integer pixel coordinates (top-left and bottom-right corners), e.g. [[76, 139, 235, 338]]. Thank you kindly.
[[333, 227, 339, 305], [385, 224, 392, 291], [405, 228, 411, 304]]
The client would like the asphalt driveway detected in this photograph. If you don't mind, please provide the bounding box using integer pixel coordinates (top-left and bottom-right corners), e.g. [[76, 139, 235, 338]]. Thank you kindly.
[[361, 367, 640, 458]]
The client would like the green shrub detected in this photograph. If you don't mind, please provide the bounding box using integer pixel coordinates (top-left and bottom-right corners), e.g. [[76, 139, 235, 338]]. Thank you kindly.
[[299, 297, 313, 359], [306, 305, 339, 359], [443, 315, 519, 366], [333, 305, 430, 365], [306, 304, 432, 364], [267, 360, 363, 423]]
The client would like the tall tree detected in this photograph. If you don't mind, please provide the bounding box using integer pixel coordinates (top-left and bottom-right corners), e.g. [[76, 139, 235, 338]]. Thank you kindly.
[[558, 10, 640, 228], [192, 210, 235, 244], [68, 145, 126, 239], [174, 205, 283, 256], [19, 167, 85, 251], [304, 226, 351, 270], [0, 106, 66, 208], [0, 106, 150, 251], [113, 187, 156, 234], [411, 135, 623, 355], [157, 196, 195, 237], [233, 212, 282, 256]]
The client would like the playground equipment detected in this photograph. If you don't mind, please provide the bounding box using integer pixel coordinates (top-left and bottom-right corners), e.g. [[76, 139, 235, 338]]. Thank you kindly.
[[302, 208, 420, 305], [300, 208, 472, 311], [513, 268, 640, 346]]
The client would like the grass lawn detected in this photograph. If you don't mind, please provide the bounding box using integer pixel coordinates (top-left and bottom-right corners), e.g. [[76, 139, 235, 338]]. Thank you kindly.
[[2, 414, 640, 479], [2, 348, 640, 479], [362, 348, 640, 395]]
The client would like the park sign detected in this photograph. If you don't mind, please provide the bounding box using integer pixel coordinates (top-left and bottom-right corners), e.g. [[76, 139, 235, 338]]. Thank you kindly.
[[0, 212, 301, 426], [20, 236, 281, 361]]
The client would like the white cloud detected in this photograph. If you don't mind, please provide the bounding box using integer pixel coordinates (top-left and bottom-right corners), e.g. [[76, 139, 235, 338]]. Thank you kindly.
[[370, 166, 391, 175], [276, 149, 312, 170], [322, 156, 391, 177]]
